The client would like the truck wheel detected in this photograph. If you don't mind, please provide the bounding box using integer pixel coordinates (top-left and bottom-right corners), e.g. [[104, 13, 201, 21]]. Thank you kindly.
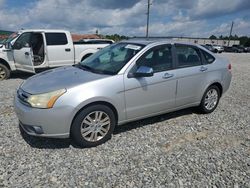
[[70, 104, 116, 147], [0, 64, 10, 80], [81, 54, 92, 62]]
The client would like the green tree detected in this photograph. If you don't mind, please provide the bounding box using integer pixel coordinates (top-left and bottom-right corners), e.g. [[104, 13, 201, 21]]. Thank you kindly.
[[209, 35, 217, 39], [105, 34, 128, 41], [239, 36, 249, 46], [245, 38, 250, 47]]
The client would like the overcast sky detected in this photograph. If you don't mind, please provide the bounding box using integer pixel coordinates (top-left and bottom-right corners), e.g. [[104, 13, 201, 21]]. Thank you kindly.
[[0, 0, 249, 37]]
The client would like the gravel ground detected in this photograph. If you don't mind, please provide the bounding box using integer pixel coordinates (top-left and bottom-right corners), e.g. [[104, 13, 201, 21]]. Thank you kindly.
[[0, 53, 249, 187]]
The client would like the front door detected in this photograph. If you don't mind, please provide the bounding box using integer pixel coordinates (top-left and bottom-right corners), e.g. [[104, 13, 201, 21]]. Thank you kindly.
[[124, 44, 177, 120], [12, 32, 35, 73]]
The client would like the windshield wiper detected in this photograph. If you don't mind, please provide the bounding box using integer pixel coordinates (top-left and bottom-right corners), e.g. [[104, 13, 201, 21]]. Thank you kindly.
[[76, 64, 95, 72], [75, 64, 115, 75]]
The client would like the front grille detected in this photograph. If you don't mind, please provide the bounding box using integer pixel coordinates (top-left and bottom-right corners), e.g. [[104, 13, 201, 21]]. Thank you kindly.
[[17, 88, 31, 106]]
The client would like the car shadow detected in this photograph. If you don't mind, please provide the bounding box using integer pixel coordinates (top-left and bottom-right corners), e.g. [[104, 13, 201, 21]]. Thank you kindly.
[[20, 107, 197, 149], [19, 125, 76, 149], [10, 71, 34, 80], [114, 107, 196, 134]]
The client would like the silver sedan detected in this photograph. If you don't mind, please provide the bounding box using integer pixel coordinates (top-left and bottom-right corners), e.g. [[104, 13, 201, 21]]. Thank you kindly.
[[14, 40, 232, 147]]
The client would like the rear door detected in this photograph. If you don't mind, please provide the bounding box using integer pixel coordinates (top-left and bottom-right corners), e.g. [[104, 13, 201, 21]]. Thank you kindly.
[[45, 32, 74, 67], [174, 44, 208, 107], [12, 32, 35, 73]]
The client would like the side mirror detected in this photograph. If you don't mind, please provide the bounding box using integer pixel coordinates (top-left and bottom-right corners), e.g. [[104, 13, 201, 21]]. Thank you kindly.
[[5, 42, 12, 49], [128, 66, 154, 78]]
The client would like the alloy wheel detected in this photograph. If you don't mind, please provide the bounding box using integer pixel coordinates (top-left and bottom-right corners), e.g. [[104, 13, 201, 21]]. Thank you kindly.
[[81, 111, 111, 142], [204, 88, 219, 111]]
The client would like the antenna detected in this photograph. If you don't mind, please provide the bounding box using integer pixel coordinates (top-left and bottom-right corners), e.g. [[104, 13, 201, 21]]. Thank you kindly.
[[146, 0, 152, 38]]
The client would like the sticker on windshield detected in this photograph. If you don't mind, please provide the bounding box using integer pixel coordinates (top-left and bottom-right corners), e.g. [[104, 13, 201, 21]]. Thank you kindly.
[[125, 44, 141, 50]]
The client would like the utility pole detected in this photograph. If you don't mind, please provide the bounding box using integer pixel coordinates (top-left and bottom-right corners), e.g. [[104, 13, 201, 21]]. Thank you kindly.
[[228, 21, 234, 46], [146, 0, 151, 38]]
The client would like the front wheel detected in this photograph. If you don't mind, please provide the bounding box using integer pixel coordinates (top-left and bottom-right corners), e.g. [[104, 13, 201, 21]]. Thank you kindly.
[[0, 64, 10, 80], [71, 104, 116, 147], [199, 85, 220, 114]]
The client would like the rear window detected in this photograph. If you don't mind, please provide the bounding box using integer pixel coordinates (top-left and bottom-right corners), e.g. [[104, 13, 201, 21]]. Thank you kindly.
[[201, 50, 215, 64], [45, 33, 68, 45]]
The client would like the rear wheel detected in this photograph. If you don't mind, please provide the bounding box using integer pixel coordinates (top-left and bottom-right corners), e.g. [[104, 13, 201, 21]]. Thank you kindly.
[[71, 104, 116, 147], [0, 64, 10, 80], [199, 85, 220, 114]]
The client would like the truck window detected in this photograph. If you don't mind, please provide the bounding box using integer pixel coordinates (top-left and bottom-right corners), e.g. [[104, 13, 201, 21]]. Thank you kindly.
[[13, 32, 32, 49], [45, 33, 68, 45]]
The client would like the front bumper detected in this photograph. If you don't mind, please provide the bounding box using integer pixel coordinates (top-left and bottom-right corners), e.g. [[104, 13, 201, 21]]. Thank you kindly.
[[14, 95, 74, 138]]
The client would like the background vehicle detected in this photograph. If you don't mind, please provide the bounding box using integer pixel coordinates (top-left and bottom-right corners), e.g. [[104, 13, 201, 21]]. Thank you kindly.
[[14, 40, 232, 147], [232, 45, 248, 53], [206, 44, 224, 53], [0, 29, 111, 80], [201, 44, 216, 53], [245, 47, 250, 52], [223, 46, 243, 53]]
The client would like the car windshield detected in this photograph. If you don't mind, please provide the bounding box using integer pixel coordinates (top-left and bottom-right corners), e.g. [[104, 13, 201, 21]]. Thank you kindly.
[[2, 32, 19, 45], [79, 42, 145, 75]]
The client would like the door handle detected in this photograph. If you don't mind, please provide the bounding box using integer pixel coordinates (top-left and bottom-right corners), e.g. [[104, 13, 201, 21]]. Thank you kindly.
[[200, 66, 208, 72], [65, 48, 71, 52], [24, 52, 29, 56], [162, 73, 174, 79]]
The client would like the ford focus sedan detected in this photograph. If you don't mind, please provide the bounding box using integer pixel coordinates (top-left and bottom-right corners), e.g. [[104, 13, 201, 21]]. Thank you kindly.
[[14, 40, 232, 147]]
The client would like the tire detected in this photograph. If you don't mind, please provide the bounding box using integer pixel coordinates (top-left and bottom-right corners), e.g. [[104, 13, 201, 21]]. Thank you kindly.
[[81, 54, 92, 62], [0, 63, 10, 80], [70, 104, 116, 147], [214, 49, 218, 53], [199, 85, 220, 114]]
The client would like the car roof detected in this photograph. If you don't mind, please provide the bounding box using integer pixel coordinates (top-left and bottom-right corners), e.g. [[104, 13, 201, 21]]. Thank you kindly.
[[122, 38, 202, 47], [18, 29, 68, 33]]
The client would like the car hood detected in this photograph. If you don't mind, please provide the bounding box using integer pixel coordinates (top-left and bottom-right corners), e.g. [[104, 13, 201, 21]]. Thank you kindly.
[[0, 45, 5, 53], [20, 66, 110, 94]]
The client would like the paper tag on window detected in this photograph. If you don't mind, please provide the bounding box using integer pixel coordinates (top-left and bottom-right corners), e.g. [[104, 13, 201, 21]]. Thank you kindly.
[[125, 44, 141, 50]]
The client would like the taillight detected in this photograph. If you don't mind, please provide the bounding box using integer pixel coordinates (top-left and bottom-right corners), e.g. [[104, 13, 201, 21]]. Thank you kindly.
[[228, 63, 231, 71]]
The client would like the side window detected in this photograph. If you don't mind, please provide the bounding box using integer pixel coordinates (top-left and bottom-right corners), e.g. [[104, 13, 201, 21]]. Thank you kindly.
[[175, 45, 202, 68], [136, 45, 173, 73], [45, 33, 68, 45], [201, 50, 215, 64], [13, 32, 32, 49]]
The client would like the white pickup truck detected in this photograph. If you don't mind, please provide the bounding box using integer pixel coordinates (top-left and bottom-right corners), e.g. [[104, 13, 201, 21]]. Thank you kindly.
[[0, 29, 112, 80]]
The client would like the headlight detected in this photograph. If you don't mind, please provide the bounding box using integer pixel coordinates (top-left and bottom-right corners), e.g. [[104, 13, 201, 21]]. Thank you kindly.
[[27, 89, 66, 109]]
